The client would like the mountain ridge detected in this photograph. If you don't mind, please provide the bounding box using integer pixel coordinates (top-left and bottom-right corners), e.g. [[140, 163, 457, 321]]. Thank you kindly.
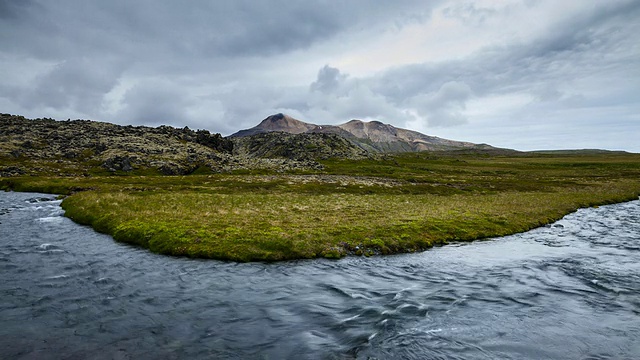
[[231, 113, 492, 152]]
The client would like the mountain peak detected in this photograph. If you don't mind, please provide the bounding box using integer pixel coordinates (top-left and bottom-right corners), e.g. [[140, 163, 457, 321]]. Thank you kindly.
[[260, 113, 286, 122], [230, 113, 317, 137], [257, 113, 317, 134], [341, 119, 390, 128], [260, 113, 295, 125], [232, 115, 490, 152]]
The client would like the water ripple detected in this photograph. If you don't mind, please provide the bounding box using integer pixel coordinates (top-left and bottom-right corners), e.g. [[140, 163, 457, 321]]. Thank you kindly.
[[1, 192, 639, 359]]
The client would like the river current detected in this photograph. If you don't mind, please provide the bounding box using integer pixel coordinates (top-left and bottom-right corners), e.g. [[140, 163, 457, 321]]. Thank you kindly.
[[1, 191, 639, 359]]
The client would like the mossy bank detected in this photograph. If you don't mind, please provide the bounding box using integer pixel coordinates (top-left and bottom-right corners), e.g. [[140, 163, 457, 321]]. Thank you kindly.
[[3, 151, 640, 261]]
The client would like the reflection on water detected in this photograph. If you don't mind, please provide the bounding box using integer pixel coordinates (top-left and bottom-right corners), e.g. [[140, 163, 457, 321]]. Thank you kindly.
[[1, 192, 639, 359]]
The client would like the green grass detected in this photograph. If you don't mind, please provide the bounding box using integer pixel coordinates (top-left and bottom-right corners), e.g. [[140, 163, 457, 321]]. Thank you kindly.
[[2, 151, 640, 261]]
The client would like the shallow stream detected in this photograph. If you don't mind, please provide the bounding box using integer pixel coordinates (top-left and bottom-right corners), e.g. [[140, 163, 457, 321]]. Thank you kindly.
[[1, 192, 639, 359]]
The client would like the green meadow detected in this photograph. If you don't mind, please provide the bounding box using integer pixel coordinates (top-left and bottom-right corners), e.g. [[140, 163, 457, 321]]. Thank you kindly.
[[3, 151, 640, 261]]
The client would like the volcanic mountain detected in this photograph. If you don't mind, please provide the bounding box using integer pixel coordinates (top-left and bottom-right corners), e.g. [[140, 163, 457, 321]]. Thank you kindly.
[[231, 113, 492, 152]]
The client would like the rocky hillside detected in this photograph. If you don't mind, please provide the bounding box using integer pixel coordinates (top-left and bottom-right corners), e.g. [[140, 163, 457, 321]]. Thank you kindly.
[[231, 113, 493, 152], [231, 131, 369, 161], [1, 114, 362, 176], [1, 112, 501, 177], [0, 114, 238, 176]]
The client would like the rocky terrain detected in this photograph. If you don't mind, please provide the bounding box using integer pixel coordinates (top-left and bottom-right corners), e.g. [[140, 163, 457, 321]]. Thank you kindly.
[[1, 112, 501, 177], [232, 131, 369, 161], [0, 114, 370, 176], [232, 113, 494, 152]]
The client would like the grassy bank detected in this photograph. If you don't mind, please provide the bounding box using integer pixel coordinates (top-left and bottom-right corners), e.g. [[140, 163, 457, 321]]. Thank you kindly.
[[2, 152, 640, 261]]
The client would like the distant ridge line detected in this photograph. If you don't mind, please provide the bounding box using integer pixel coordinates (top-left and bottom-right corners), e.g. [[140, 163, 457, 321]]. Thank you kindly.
[[231, 113, 495, 153]]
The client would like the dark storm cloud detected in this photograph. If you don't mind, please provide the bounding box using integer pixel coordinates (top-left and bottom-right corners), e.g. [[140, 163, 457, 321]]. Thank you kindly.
[[1, 0, 429, 60], [1, 0, 639, 151], [0, 0, 432, 123], [0, 0, 35, 20], [207, 1, 436, 56], [21, 57, 126, 112], [209, 3, 346, 56]]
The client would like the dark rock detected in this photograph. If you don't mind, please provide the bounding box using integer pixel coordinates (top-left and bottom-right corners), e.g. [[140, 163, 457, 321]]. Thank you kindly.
[[156, 161, 198, 175], [0, 166, 25, 177], [9, 149, 23, 158], [26, 197, 56, 203], [103, 156, 134, 172]]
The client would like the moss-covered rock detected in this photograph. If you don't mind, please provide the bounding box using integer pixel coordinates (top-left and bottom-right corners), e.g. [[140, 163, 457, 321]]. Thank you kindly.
[[1, 114, 359, 175], [231, 131, 371, 161]]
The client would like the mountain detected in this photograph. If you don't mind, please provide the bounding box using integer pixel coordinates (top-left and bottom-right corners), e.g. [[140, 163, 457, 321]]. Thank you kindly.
[[231, 113, 319, 137], [231, 113, 492, 152], [1, 112, 499, 177]]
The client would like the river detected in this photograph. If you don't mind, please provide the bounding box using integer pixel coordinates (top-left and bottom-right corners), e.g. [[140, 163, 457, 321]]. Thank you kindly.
[[1, 191, 639, 359]]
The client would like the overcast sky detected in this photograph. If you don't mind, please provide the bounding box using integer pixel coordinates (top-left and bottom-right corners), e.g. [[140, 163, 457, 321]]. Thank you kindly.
[[1, 0, 639, 151]]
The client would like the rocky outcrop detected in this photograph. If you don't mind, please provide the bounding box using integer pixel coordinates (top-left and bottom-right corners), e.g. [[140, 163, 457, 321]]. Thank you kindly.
[[231, 131, 370, 161], [1, 113, 367, 176], [0, 114, 240, 176]]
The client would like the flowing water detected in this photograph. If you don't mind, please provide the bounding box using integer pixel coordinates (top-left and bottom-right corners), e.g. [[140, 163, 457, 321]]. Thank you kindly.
[[1, 191, 639, 359]]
